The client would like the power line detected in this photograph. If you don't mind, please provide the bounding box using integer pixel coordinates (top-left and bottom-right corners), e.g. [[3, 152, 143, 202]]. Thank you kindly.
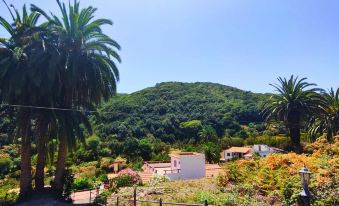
[[0, 103, 111, 114]]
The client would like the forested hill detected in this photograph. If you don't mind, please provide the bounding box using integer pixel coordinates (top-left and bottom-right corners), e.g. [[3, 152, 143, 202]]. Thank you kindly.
[[94, 82, 270, 142]]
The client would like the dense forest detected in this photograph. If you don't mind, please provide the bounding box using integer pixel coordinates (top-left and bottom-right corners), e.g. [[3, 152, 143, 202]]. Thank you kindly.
[[94, 82, 269, 142]]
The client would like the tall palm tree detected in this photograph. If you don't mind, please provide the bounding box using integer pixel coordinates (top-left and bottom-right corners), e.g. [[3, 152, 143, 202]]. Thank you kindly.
[[0, 4, 42, 198], [32, 0, 121, 194], [308, 88, 339, 142], [262, 75, 324, 153]]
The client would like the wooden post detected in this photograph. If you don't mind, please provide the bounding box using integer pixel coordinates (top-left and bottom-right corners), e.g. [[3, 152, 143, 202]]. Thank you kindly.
[[159, 198, 163, 206], [4, 193, 7, 205], [89, 189, 92, 203], [204, 200, 208, 206], [116, 196, 119, 206], [133, 187, 137, 206]]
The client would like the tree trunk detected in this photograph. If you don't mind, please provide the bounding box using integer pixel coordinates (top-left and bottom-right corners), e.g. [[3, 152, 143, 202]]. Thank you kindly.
[[35, 118, 48, 191], [35, 136, 47, 190], [19, 135, 32, 199], [52, 135, 68, 196], [289, 126, 302, 154]]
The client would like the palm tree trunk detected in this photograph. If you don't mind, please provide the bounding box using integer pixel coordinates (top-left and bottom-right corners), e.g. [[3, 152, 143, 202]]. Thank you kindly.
[[35, 117, 49, 191], [289, 126, 302, 154], [19, 134, 32, 199], [52, 135, 68, 196], [35, 136, 47, 190]]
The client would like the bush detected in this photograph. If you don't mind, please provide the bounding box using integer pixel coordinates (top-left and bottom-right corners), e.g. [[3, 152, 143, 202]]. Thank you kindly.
[[93, 190, 112, 205], [100, 157, 114, 172], [217, 138, 339, 205], [113, 174, 133, 188], [98, 174, 109, 184], [0, 154, 11, 176], [73, 177, 94, 190], [149, 175, 170, 187], [113, 169, 142, 187]]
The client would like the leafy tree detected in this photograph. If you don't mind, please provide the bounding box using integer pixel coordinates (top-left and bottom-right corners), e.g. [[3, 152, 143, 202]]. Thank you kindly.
[[123, 137, 140, 159], [180, 120, 202, 140], [308, 88, 339, 141], [86, 135, 101, 151], [203, 142, 221, 163], [262, 75, 324, 153], [139, 139, 152, 161], [198, 125, 218, 143]]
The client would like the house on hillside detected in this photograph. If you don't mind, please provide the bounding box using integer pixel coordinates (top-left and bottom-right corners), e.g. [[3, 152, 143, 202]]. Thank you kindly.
[[143, 152, 206, 180], [247, 144, 285, 158], [220, 147, 251, 161], [220, 145, 285, 161]]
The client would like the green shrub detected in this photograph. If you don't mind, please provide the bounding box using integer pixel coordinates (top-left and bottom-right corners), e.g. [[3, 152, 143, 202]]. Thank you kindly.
[[113, 175, 133, 188], [73, 177, 94, 190], [0, 154, 11, 176], [98, 174, 109, 183], [93, 190, 112, 205]]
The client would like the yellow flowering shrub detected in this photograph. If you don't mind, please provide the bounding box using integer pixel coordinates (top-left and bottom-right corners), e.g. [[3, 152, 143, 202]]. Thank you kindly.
[[217, 137, 339, 205]]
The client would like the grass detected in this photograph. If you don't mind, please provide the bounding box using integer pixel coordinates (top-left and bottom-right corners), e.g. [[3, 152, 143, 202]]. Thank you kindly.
[[109, 178, 270, 206]]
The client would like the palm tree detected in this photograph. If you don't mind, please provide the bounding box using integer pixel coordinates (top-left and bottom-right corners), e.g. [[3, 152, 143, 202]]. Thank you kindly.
[[262, 75, 324, 153], [32, 0, 121, 194], [308, 88, 339, 142], [0, 4, 42, 198]]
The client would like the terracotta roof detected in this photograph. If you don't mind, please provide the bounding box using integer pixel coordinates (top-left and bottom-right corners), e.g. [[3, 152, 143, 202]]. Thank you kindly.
[[224, 147, 251, 153]]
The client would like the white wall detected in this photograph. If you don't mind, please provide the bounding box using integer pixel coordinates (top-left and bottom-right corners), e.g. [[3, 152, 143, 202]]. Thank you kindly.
[[171, 156, 180, 171], [223, 151, 243, 160], [251, 145, 270, 157], [178, 154, 205, 179]]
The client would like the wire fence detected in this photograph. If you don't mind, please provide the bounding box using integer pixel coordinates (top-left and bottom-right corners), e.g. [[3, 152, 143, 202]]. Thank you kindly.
[[78, 187, 208, 206]]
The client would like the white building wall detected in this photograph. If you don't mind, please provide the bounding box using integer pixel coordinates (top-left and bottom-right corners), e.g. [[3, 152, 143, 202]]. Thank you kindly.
[[178, 154, 205, 179], [223, 151, 242, 160], [251, 145, 270, 157], [171, 156, 180, 171]]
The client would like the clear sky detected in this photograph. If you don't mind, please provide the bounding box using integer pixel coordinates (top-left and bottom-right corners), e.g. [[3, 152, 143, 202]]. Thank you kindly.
[[1, 0, 338, 94]]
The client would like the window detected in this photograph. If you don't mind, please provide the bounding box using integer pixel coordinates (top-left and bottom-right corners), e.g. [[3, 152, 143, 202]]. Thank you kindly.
[[174, 160, 177, 167], [227, 153, 230, 156]]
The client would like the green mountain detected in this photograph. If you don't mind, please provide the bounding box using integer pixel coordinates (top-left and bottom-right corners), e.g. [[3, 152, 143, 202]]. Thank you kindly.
[[94, 82, 269, 142]]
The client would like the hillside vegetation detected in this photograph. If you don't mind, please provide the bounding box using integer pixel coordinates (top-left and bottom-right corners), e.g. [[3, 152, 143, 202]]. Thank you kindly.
[[94, 82, 268, 142], [104, 137, 338, 206]]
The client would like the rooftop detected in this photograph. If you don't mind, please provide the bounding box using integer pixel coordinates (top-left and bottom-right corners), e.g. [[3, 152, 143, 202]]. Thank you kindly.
[[224, 147, 251, 153], [169, 152, 203, 158]]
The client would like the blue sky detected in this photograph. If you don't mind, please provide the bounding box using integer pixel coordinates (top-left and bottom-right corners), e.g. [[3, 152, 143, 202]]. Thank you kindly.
[[1, 0, 338, 93]]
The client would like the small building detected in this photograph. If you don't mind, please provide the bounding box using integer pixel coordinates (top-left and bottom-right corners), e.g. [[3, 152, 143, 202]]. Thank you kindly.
[[251, 144, 271, 157], [221, 147, 251, 161], [144, 152, 206, 180], [221, 145, 285, 161]]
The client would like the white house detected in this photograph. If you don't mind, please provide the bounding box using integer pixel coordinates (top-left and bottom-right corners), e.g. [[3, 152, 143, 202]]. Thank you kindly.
[[251, 144, 271, 157], [220, 147, 251, 161], [220, 145, 285, 161], [144, 152, 206, 180]]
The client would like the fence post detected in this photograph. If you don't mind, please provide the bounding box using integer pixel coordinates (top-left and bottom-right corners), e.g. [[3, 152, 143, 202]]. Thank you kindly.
[[204, 200, 208, 206], [4, 193, 8, 206], [116, 196, 119, 206], [89, 189, 92, 203], [133, 187, 137, 206]]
